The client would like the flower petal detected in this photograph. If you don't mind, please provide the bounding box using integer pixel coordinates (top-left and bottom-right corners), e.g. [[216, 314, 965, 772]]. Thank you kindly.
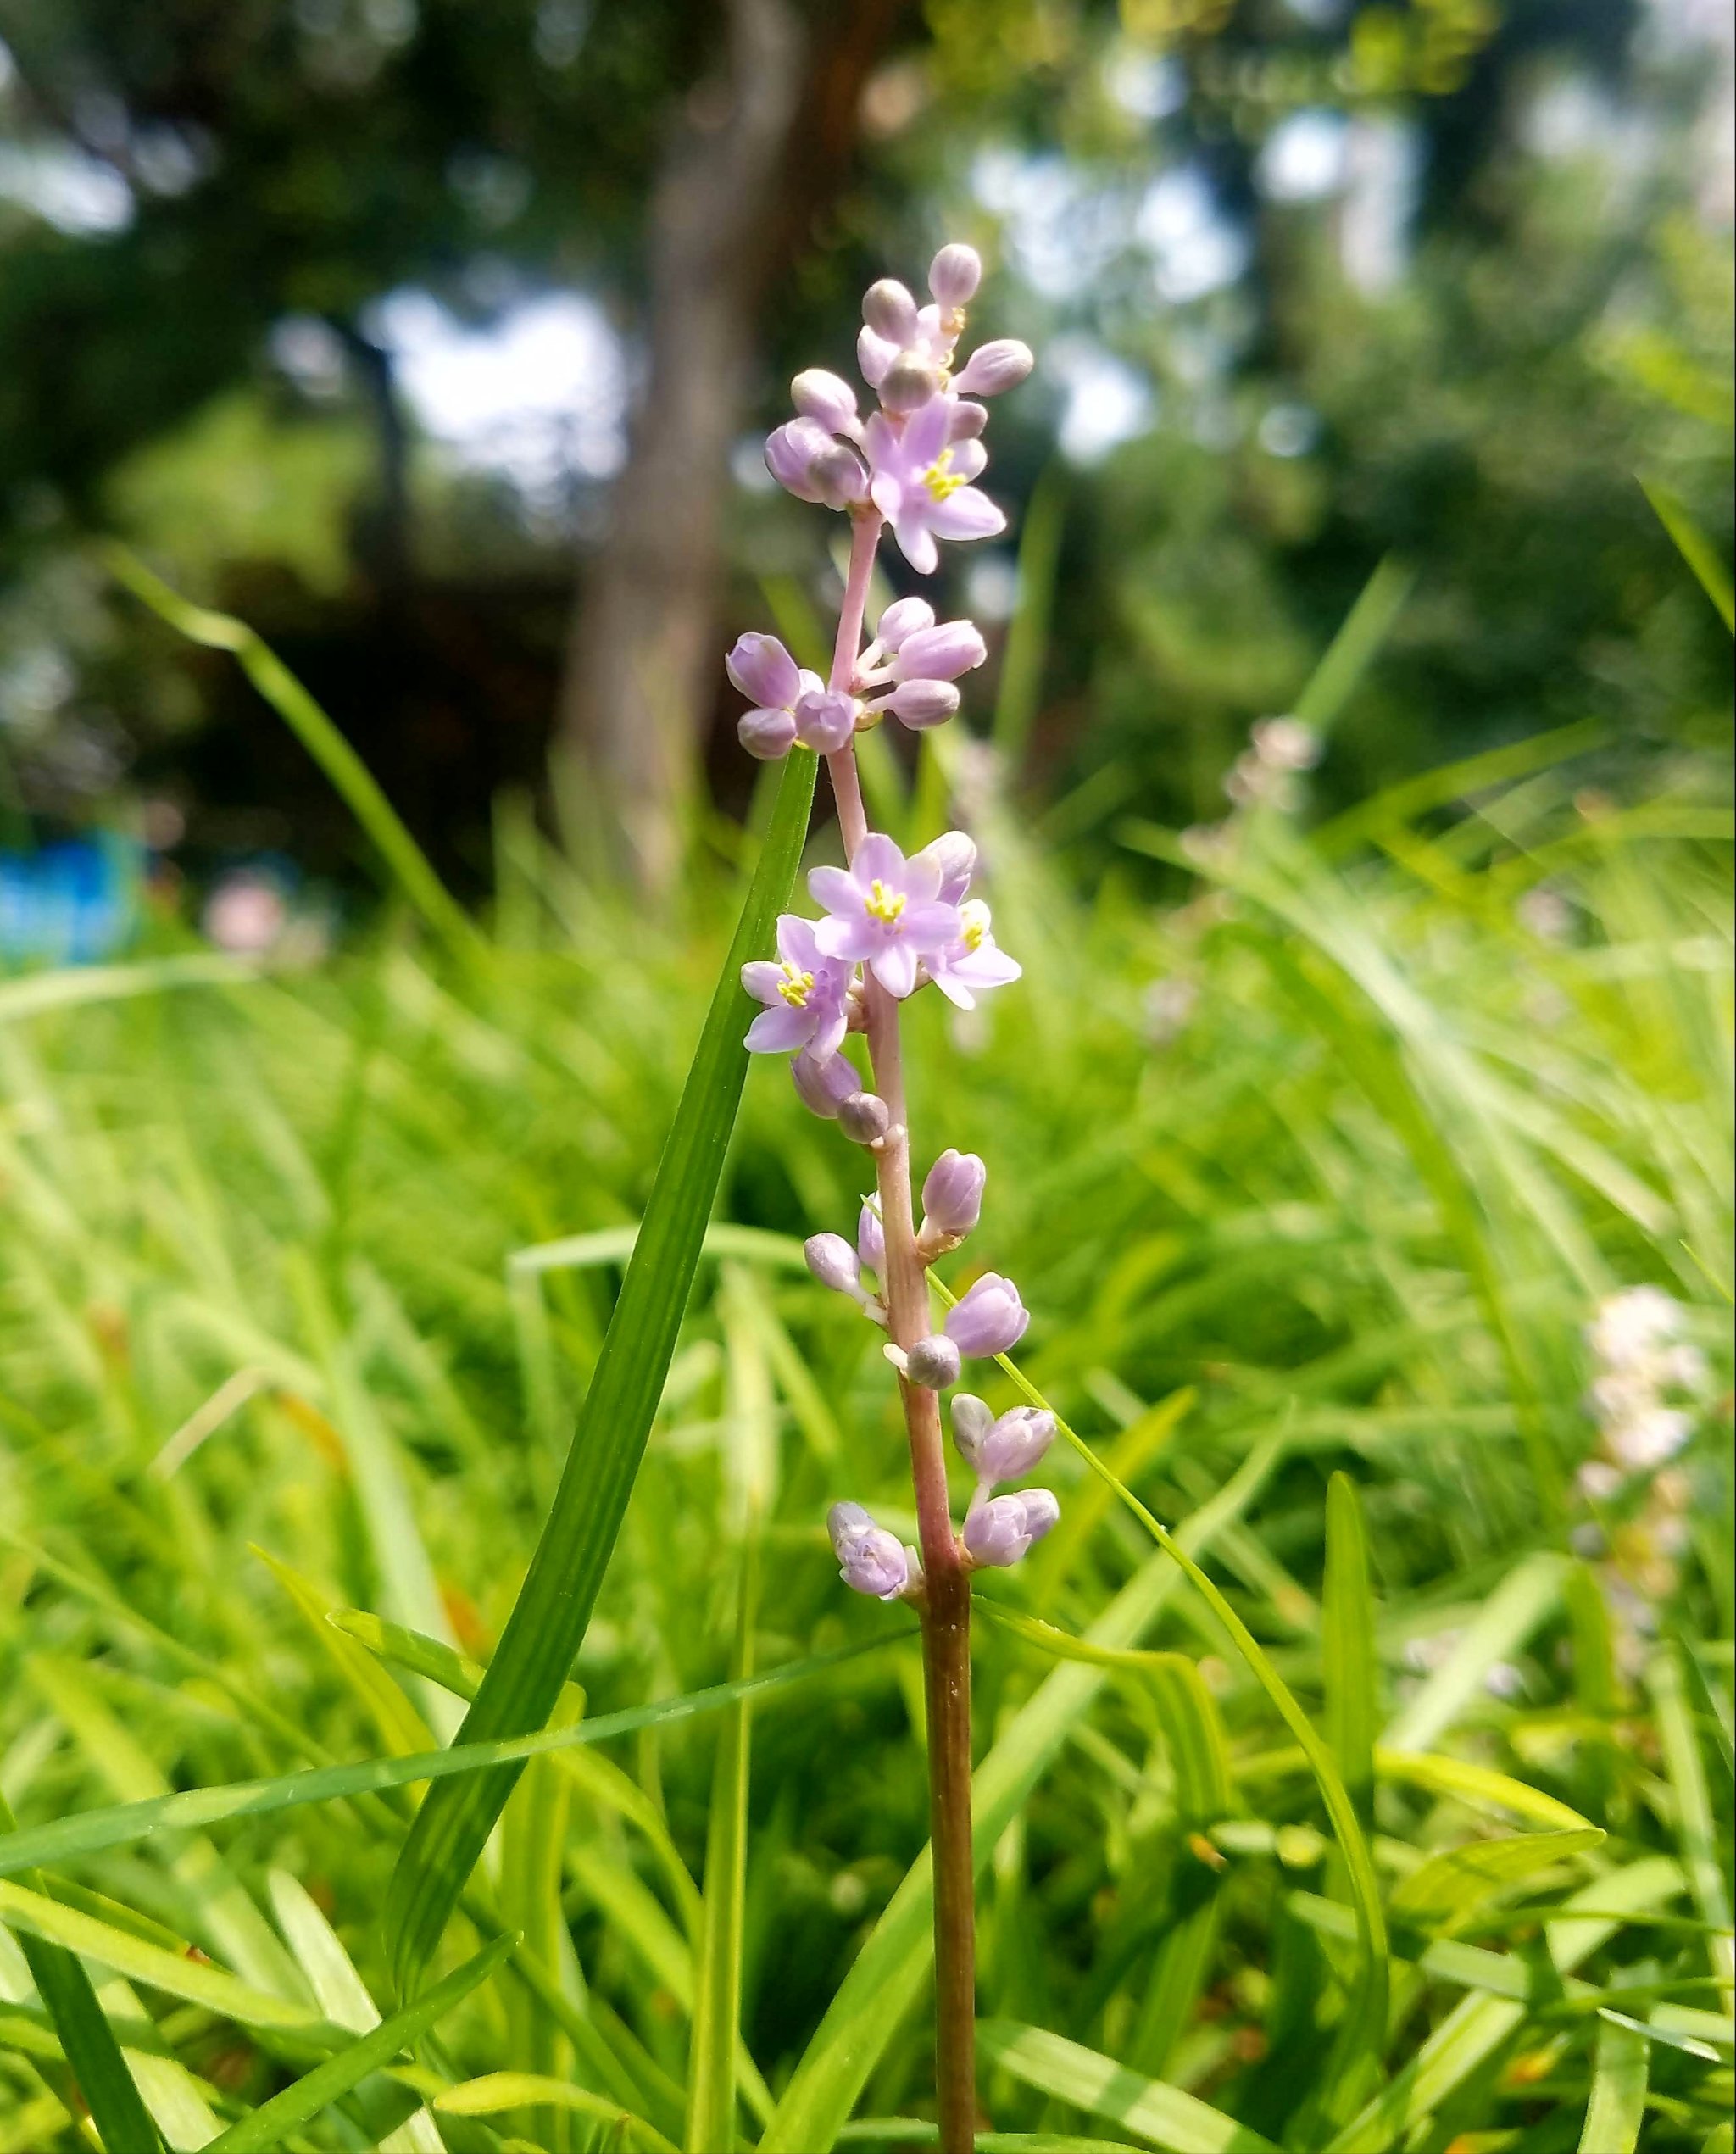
[[746, 1004, 810, 1053], [872, 940, 919, 999], [893, 518, 939, 576], [901, 900, 961, 945], [777, 915, 823, 970], [808, 864, 858, 913], [741, 961, 786, 1004], [815, 915, 876, 961], [904, 394, 951, 465], [929, 487, 1005, 541], [853, 832, 904, 885], [930, 968, 977, 1010]]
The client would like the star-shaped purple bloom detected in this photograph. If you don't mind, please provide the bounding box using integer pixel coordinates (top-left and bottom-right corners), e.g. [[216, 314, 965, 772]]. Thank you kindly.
[[863, 396, 1005, 576], [927, 899, 1022, 1010], [810, 832, 961, 999], [740, 914, 851, 1056]]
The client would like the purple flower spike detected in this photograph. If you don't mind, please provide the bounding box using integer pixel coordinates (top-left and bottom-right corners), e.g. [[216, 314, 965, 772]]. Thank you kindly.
[[952, 339, 1034, 398], [944, 1272, 1029, 1357], [791, 368, 861, 437], [741, 914, 851, 1056], [793, 686, 859, 754], [963, 1488, 1060, 1568], [877, 596, 936, 651], [791, 1048, 858, 1119], [892, 621, 988, 683], [865, 396, 1005, 576], [829, 1501, 914, 1600], [885, 680, 960, 730], [915, 831, 977, 906], [810, 832, 962, 999], [951, 1394, 1054, 1486], [929, 242, 983, 310], [929, 899, 1021, 1011], [857, 1197, 886, 1274], [920, 1149, 986, 1251]]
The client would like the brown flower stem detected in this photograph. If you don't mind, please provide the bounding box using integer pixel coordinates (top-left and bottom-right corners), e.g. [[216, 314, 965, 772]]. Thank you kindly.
[[824, 509, 976, 2154]]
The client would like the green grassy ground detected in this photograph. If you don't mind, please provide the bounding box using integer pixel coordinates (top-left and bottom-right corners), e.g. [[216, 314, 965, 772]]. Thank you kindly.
[[0, 675, 1731, 2150]]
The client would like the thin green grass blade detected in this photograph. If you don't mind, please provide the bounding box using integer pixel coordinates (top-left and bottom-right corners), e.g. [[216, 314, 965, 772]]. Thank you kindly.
[[993, 459, 1065, 765], [977, 2021, 1280, 2154], [1380, 1553, 1566, 1755], [1577, 2007, 1650, 2152], [0, 1796, 164, 2154], [1289, 555, 1416, 736], [104, 545, 478, 955], [0, 1639, 893, 1882], [1639, 476, 1736, 631], [1323, 1474, 1377, 1831], [683, 1534, 758, 2151], [202, 1932, 515, 2153], [1389, 1828, 1605, 1924], [1372, 1749, 1599, 1834], [0, 953, 257, 1024], [1648, 1645, 1736, 2002], [383, 747, 817, 1996], [431, 2073, 680, 2151]]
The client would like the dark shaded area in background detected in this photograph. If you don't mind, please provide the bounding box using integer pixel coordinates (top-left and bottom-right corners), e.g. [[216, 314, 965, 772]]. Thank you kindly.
[[0, 0, 1728, 904]]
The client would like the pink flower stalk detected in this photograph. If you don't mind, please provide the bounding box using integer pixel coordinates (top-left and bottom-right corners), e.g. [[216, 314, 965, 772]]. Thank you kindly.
[[810, 832, 962, 999], [741, 915, 851, 1057]]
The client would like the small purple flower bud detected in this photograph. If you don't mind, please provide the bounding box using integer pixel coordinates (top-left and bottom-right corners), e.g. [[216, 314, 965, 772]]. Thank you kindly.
[[929, 242, 983, 309], [791, 367, 860, 435], [856, 1198, 886, 1273], [809, 438, 871, 509], [963, 1488, 1060, 1568], [880, 355, 943, 415], [893, 621, 988, 682], [921, 1149, 986, 1241], [829, 1500, 912, 1600], [886, 679, 960, 730], [738, 704, 798, 760], [905, 1333, 963, 1390], [764, 416, 836, 502], [948, 399, 989, 442], [862, 277, 921, 345], [793, 687, 858, 754], [792, 1050, 857, 1119], [725, 632, 801, 710], [805, 1233, 861, 1297], [877, 596, 936, 650], [837, 1091, 891, 1146], [952, 1395, 1055, 1485], [915, 830, 977, 905], [857, 324, 899, 388], [952, 339, 1035, 398], [944, 1272, 1029, 1357]]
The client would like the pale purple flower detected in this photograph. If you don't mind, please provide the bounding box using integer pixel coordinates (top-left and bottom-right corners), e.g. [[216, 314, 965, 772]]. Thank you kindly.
[[765, 417, 868, 508], [791, 1048, 858, 1119], [951, 339, 1034, 398], [915, 831, 977, 907], [876, 597, 935, 651], [829, 1501, 914, 1600], [791, 368, 862, 437], [890, 621, 987, 683], [963, 1488, 1059, 1568], [951, 1396, 1055, 1487], [882, 680, 960, 730], [1606, 1407, 1694, 1472], [741, 915, 851, 1056], [805, 1233, 863, 1297], [810, 832, 961, 999], [793, 685, 859, 754], [865, 396, 1004, 576], [929, 242, 982, 311], [928, 899, 1021, 1011], [920, 1149, 985, 1249], [727, 634, 825, 761], [944, 1272, 1029, 1357], [857, 1197, 886, 1275]]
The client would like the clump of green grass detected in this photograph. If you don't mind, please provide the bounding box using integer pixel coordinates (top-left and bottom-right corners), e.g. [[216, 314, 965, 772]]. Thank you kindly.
[[0, 590, 1730, 2150]]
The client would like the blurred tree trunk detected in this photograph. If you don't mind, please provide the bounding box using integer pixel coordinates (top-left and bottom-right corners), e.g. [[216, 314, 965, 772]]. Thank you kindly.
[[554, 0, 801, 893], [556, 0, 910, 893]]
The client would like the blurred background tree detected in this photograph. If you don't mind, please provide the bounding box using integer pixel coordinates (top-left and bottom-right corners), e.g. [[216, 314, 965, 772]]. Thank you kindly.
[[0, 0, 1728, 899]]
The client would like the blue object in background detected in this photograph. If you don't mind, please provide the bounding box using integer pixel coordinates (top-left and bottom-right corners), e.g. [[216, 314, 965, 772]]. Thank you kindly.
[[0, 836, 142, 965]]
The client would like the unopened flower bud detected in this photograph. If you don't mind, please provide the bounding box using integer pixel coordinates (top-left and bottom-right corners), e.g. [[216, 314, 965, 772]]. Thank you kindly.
[[929, 242, 983, 309], [920, 1149, 986, 1250], [857, 324, 899, 387], [952, 1396, 1055, 1485], [905, 1333, 962, 1389], [915, 830, 977, 905], [944, 1272, 1028, 1356], [893, 621, 988, 682], [953, 339, 1034, 398], [887, 679, 960, 730], [856, 1198, 886, 1273], [862, 277, 921, 345], [791, 367, 860, 435], [877, 596, 936, 651], [764, 416, 837, 502], [837, 1091, 891, 1145], [810, 439, 871, 509], [725, 632, 800, 710], [879, 355, 943, 415], [793, 687, 859, 754], [963, 1488, 1060, 1568], [829, 1500, 913, 1600], [948, 399, 989, 442], [738, 704, 798, 759], [792, 1049, 857, 1119], [805, 1233, 861, 1297]]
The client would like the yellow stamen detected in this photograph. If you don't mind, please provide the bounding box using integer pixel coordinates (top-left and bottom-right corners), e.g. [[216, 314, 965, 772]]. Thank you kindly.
[[776, 965, 815, 1007], [864, 879, 906, 925], [922, 448, 966, 504]]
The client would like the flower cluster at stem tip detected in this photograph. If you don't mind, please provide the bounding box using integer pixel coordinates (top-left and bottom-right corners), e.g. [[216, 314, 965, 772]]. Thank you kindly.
[[731, 242, 1054, 1610]]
